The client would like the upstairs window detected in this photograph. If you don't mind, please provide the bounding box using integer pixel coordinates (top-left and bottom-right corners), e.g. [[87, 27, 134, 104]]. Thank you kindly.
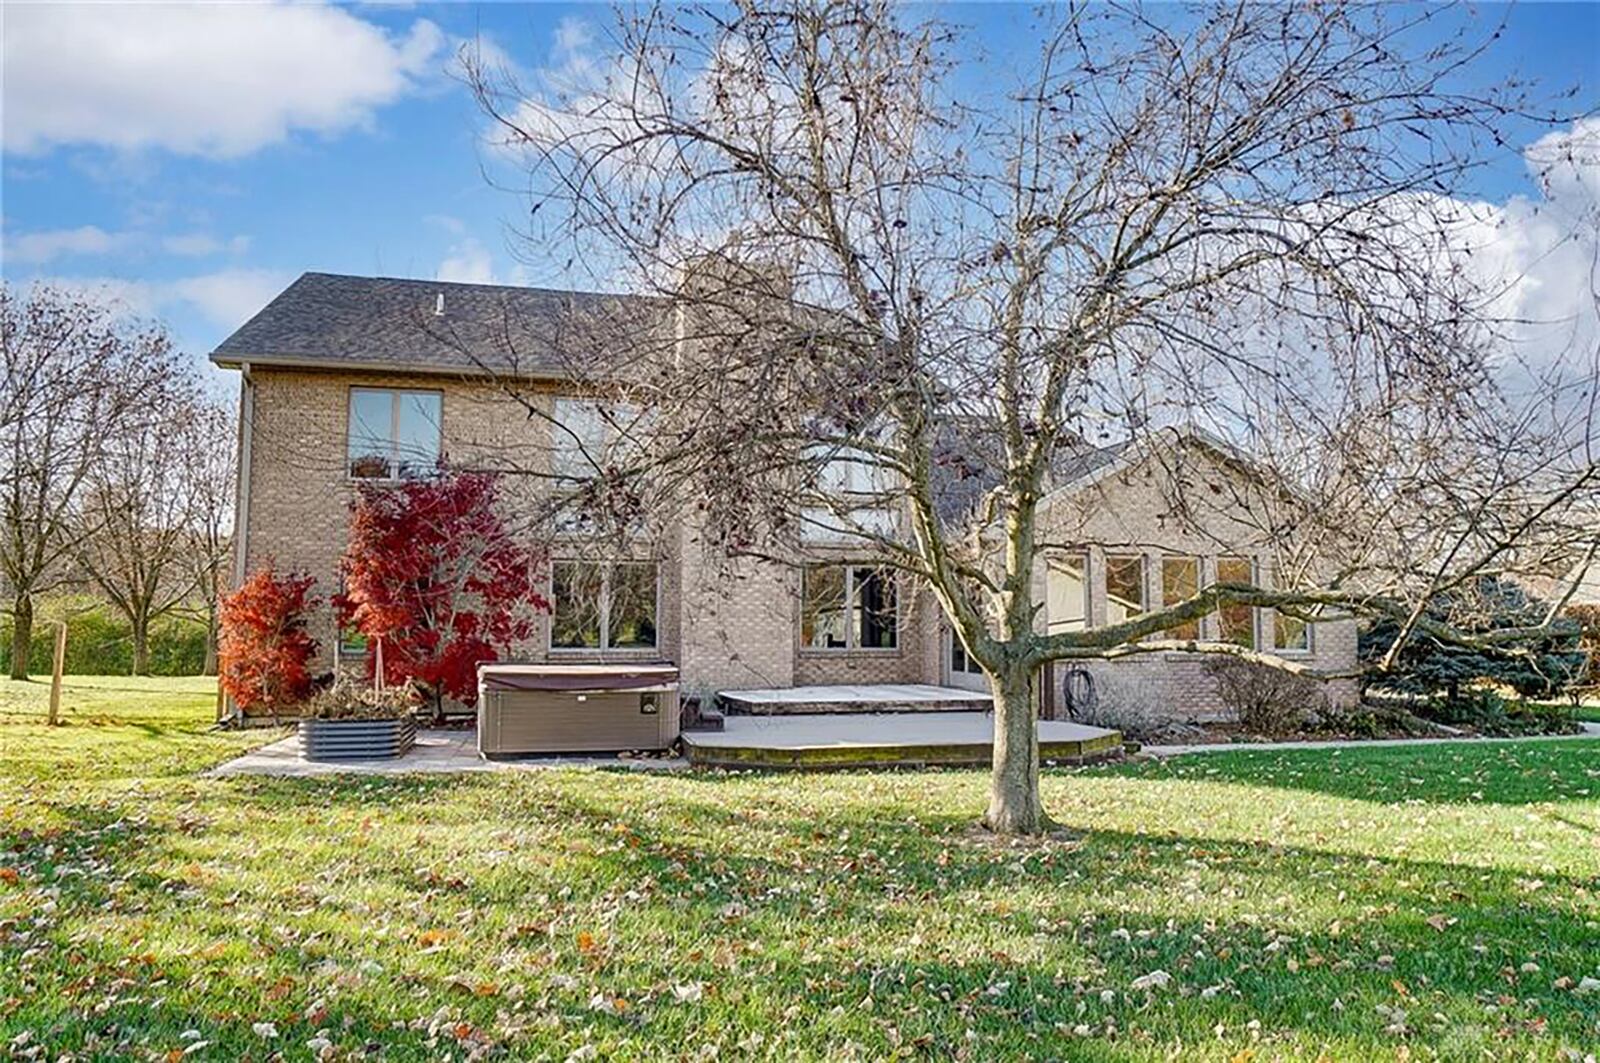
[[348, 388, 441, 479], [801, 564, 898, 650], [552, 398, 645, 485]]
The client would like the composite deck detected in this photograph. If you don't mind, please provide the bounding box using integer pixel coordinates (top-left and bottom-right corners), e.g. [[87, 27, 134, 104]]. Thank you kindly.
[[682, 710, 1122, 769]]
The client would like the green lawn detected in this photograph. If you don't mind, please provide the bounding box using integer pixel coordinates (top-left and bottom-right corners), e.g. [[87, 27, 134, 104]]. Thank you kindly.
[[2, 681, 1597, 1060]]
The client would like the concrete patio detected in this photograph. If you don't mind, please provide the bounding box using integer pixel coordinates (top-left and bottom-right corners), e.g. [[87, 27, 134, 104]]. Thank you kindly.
[[206, 728, 688, 777]]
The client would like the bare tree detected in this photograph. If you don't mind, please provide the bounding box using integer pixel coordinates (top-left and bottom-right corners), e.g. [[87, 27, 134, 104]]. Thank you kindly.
[[1, 284, 186, 679], [75, 381, 230, 676], [175, 400, 236, 676], [467, 1, 1599, 833]]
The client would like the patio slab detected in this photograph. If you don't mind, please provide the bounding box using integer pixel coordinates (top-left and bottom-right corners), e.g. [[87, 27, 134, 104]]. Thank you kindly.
[[682, 711, 1121, 769], [206, 728, 688, 777], [719, 683, 993, 715]]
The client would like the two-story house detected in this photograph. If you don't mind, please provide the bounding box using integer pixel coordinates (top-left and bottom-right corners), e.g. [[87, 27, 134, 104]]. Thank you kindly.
[[213, 271, 1358, 720]]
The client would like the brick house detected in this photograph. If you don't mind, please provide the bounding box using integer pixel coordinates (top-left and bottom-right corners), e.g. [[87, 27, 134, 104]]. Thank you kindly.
[[213, 271, 1358, 718]]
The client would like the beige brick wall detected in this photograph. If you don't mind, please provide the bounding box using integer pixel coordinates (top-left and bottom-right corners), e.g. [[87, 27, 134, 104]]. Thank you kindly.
[[1035, 441, 1360, 717], [237, 367, 686, 691]]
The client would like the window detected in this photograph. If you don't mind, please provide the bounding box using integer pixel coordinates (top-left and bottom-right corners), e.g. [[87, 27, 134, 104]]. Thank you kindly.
[[550, 560, 657, 651], [1105, 554, 1146, 625], [801, 433, 899, 544], [801, 564, 898, 650], [1272, 565, 1312, 653], [950, 630, 984, 677], [1215, 556, 1256, 649], [552, 398, 644, 484], [1162, 556, 1201, 640], [1046, 553, 1088, 634], [348, 388, 442, 479]]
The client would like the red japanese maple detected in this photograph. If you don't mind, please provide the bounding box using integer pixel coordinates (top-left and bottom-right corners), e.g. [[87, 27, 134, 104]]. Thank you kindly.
[[219, 564, 319, 716], [336, 467, 545, 711]]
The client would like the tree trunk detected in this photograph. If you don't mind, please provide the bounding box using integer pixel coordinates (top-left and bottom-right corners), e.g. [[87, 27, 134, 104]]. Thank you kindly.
[[202, 607, 219, 677], [9, 594, 34, 680], [131, 617, 150, 676], [985, 665, 1048, 835]]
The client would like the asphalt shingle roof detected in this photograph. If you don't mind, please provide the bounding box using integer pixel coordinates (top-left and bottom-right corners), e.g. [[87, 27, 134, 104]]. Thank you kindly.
[[210, 271, 655, 376]]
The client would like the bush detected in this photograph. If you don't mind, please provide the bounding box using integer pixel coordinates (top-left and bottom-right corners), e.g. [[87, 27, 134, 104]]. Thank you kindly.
[[1567, 604, 1600, 701], [219, 565, 319, 716], [301, 676, 420, 720], [1421, 687, 1578, 737], [1203, 657, 1326, 736], [0, 594, 208, 675], [1360, 577, 1586, 703]]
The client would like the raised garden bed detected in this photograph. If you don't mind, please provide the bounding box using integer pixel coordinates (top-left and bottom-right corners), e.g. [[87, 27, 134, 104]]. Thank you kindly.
[[299, 717, 417, 761]]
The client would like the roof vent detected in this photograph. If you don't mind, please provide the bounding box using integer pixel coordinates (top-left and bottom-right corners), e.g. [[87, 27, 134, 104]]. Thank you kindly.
[[434, 293, 445, 317]]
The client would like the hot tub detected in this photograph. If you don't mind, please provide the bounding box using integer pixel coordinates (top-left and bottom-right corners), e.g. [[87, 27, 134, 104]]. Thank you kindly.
[[476, 662, 681, 757]]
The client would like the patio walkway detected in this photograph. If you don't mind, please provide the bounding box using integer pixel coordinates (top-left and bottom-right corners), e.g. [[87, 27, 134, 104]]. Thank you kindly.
[[206, 728, 688, 777]]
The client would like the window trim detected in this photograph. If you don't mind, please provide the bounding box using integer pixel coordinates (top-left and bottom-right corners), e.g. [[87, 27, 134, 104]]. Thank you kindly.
[[548, 559, 661, 653], [347, 386, 443, 482], [799, 563, 901, 654]]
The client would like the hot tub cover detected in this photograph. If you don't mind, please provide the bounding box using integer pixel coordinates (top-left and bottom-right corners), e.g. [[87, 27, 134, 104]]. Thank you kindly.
[[478, 662, 679, 692]]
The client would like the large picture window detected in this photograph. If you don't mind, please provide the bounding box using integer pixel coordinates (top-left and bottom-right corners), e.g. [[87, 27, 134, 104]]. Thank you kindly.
[[1215, 556, 1257, 649], [801, 564, 898, 650], [550, 560, 658, 651], [1104, 554, 1146, 626], [1161, 556, 1200, 640], [348, 388, 441, 479]]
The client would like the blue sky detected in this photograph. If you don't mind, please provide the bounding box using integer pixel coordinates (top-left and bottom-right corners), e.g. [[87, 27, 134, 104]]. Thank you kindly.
[[2, 2, 1596, 387]]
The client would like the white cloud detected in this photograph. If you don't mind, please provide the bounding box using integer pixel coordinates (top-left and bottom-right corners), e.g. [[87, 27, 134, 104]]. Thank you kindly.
[[163, 233, 251, 258], [3, 3, 447, 157], [436, 238, 499, 284], [4, 225, 132, 264], [29, 268, 291, 332], [168, 269, 293, 328]]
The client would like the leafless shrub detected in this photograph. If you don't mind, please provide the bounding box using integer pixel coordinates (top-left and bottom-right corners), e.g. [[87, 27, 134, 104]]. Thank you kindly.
[[1203, 658, 1328, 736]]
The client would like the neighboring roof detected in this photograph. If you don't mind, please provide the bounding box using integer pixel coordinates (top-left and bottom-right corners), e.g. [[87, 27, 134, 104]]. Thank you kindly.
[[210, 271, 657, 376], [927, 420, 1130, 527]]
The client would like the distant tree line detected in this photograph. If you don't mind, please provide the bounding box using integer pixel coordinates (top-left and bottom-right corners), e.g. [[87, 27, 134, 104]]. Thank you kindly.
[[1, 283, 235, 678]]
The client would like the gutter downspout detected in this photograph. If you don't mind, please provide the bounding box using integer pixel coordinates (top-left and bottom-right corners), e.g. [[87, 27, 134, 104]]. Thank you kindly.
[[221, 361, 255, 723]]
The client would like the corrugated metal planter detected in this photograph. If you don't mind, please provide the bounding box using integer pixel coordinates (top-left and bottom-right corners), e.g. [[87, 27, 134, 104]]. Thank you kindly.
[[299, 717, 417, 761]]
